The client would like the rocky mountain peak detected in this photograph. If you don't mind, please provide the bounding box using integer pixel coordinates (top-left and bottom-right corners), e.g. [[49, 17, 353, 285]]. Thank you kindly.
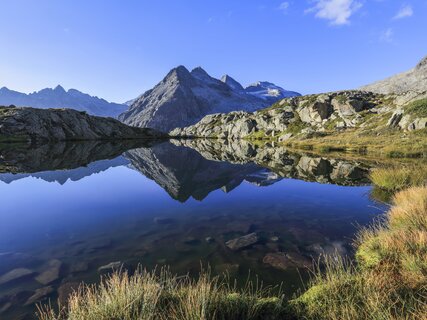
[[165, 65, 193, 84], [53, 85, 66, 93], [416, 55, 427, 70], [220, 75, 244, 91]]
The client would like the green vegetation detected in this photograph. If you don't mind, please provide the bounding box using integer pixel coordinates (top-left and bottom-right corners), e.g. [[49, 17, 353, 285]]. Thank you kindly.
[[370, 164, 427, 191], [405, 98, 427, 118], [285, 128, 427, 158]]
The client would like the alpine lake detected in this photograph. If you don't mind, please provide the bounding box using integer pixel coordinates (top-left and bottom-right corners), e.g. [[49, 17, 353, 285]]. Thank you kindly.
[[0, 138, 397, 319]]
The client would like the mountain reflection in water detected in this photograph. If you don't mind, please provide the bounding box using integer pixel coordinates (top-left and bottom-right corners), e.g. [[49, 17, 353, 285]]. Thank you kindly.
[[0, 140, 384, 319]]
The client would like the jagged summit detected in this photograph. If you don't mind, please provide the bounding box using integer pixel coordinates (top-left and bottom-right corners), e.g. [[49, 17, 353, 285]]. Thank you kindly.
[[221, 74, 244, 91], [120, 66, 300, 132]]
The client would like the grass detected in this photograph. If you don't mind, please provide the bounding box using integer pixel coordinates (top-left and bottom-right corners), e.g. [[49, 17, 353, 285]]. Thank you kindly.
[[404, 99, 427, 118], [285, 128, 427, 158], [370, 164, 427, 191], [37, 268, 291, 320], [293, 186, 427, 320]]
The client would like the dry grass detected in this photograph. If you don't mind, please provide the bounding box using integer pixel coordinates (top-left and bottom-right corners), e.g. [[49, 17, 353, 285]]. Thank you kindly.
[[37, 268, 290, 320]]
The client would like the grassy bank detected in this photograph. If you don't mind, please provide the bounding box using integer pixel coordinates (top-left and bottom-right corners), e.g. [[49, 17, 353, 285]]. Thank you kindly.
[[284, 128, 427, 158], [293, 186, 427, 319]]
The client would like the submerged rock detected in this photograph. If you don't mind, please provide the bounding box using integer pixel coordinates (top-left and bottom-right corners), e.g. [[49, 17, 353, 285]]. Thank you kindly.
[[35, 259, 62, 285], [226, 233, 259, 250], [263, 252, 312, 270], [98, 261, 122, 272], [24, 286, 53, 305], [0, 268, 34, 285]]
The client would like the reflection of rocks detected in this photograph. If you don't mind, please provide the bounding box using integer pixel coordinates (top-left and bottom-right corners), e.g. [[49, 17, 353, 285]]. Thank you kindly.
[[263, 252, 312, 270], [0, 139, 158, 176], [172, 139, 371, 186], [24, 286, 53, 306], [226, 233, 259, 251], [35, 259, 62, 285], [0, 268, 34, 285], [124, 142, 264, 202], [125, 140, 370, 203]]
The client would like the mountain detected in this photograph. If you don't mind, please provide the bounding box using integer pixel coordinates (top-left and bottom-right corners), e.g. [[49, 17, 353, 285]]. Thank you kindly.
[[244, 81, 301, 103], [361, 55, 427, 96], [0, 85, 127, 118], [119, 66, 300, 132]]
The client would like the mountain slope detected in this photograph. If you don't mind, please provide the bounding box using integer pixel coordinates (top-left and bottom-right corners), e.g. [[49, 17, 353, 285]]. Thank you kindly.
[[0, 85, 127, 118], [361, 55, 427, 95], [119, 66, 300, 132]]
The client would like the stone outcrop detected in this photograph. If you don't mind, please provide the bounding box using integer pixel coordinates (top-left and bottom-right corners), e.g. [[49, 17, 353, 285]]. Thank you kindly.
[[169, 91, 385, 138], [0, 106, 166, 143], [119, 66, 300, 132], [170, 89, 427, 139]]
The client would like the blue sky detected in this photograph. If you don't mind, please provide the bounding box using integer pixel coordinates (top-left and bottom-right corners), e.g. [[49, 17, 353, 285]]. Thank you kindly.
[[0, 0, 426, 102]]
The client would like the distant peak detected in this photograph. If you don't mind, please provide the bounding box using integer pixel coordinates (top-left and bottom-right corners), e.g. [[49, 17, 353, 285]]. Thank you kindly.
[[54, 85, 66, 93]]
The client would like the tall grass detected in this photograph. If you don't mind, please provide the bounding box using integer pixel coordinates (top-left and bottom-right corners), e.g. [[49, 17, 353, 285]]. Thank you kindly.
[[294, 187, 427, 320], [37, 268, 290, 320]]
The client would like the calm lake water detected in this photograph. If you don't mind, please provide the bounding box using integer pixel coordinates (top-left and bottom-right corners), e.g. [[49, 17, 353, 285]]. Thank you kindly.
[[0, 140, 387, 319]]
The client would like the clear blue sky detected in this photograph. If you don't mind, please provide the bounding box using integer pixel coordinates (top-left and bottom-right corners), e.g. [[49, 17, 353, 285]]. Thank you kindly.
[[0, 0, 426, 103]]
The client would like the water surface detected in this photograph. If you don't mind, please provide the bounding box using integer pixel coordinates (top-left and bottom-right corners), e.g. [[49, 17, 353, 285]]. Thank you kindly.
[[0, 140, 387, 319]]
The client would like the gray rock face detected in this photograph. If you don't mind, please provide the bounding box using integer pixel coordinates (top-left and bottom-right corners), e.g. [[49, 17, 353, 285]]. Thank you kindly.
[[119, 66, 300, 132], [361, 55, 427, 95], [0, 106, 166, 142], [0, 85, 127, 118]]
